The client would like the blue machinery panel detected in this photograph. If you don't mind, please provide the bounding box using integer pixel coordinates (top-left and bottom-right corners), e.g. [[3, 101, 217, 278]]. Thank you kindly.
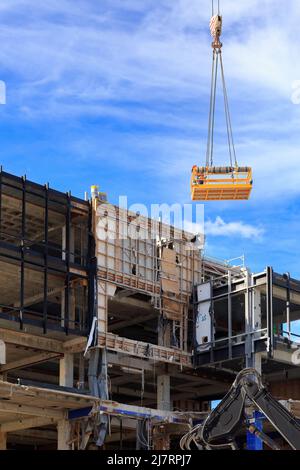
[[247, 411, 264, 451]]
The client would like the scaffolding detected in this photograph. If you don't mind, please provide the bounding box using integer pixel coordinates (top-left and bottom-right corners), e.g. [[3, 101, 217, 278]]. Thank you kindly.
[[93, 201, 203, 352]]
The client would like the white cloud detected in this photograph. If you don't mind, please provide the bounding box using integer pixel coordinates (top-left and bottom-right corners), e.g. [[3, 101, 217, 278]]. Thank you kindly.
[[0, 0, 299, 111], [205, 216, 264, 240], [182, 220, 203, 234]]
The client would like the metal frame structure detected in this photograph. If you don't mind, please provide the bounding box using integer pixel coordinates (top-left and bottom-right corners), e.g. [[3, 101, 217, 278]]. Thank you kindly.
[[194, 265, 300, 369], [0, 170, 91, 336]]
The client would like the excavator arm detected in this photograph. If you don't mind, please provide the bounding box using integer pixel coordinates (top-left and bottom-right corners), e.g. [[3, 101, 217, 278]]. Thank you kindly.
[[244, 370, 300, 450], [180, 369, 300, 450]]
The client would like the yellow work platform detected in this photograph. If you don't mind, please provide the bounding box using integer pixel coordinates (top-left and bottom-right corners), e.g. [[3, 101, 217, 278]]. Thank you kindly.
[[191, 166, 252, 201]]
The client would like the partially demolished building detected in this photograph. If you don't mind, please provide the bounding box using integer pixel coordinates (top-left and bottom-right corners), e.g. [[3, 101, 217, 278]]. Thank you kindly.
[[0, 170, 299, 450]]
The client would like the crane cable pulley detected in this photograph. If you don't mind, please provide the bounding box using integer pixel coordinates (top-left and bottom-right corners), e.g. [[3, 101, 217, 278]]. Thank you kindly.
[[205, 1, 238, 171]]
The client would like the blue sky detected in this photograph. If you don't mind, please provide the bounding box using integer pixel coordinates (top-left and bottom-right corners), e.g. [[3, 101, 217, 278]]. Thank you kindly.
[[0, 0, 300, 277]]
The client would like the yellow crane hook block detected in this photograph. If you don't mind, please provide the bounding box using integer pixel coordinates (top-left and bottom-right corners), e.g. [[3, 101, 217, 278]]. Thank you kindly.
[[191, 166, 253, 201]]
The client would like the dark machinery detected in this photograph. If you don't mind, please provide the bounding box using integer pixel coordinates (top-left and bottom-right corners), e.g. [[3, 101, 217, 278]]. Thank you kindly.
[[180, 368, 300, 450]]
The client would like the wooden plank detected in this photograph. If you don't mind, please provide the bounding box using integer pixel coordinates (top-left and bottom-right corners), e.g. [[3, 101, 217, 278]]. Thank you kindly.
[[0, 328, 87, 354], [107, 353, 154, 372], [99, 333, 192, 367], [0, 381, 99, 410], [161, 278, 179, 294], [162, 248, 176, 263], [162, 298, 182, 321], [69, 267, 87, 277], [11, 429, 57, 442], [0, 417, 55, 433], [0, 352, 61, 373], [0, 401, 64, 419], [161, 248, 180, 295], [59, 354, 74, 388], [0, 328, 64, 353], [163, 298, 181, 314], [161, 249, 178, 276], [0, 382, 204, 432], [63, 337, 87, 353]]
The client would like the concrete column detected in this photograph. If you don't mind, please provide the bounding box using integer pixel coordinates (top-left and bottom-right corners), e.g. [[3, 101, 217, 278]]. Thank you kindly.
[[157, 316, 171, 411], [0, 339, 6, 382], [0, 432, 7, 450], [78, 354, 85, 390], [57, 419, 71, 450], [62, 225, 75, 263], [157, 374, 171, 411], [0, 340, 6, 365], [59, 353, 74, 388], [253, 353, 262, 375], [156, 307, 171, 448]]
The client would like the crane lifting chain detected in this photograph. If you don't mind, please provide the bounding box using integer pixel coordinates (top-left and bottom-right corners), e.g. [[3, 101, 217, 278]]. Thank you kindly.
[[205, 0, 238, 171]]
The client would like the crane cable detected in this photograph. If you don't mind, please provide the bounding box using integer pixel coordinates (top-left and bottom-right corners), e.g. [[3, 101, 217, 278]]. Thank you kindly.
[[211, 0, 220, 16], [205, 0, 238, 170], [220, 53, 237, 170], [205, 48, 218, 168]]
